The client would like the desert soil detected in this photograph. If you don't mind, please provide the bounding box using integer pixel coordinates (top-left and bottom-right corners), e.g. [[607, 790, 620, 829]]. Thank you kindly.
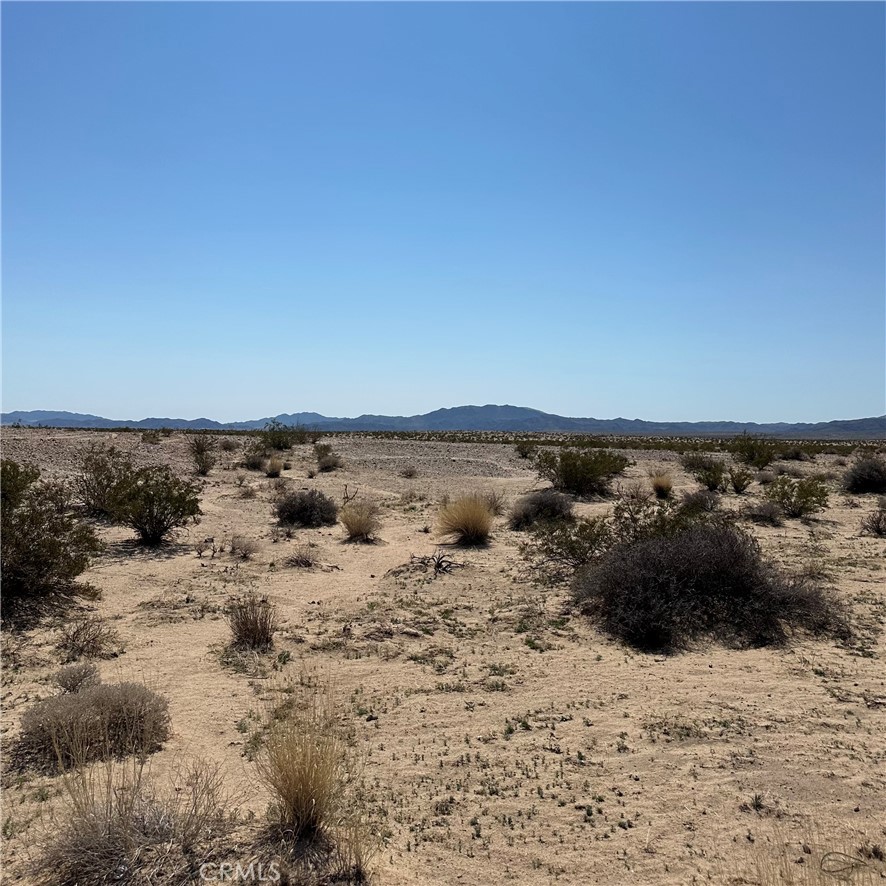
[[1, 429, 885, 885]]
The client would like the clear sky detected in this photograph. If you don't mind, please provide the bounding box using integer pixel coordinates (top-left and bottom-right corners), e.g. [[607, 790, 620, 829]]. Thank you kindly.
[[2, 2, 884, 423]]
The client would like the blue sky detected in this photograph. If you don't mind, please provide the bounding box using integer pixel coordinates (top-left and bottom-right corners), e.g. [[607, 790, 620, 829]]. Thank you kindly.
[[2, 2, 884, 423]]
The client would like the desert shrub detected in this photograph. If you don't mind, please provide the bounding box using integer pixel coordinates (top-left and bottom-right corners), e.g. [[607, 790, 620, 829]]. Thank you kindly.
[[861, 498, 886, 537], [239, 484, 257, 499], [340, 500, 381, 542], [16, 682, 170, 771], [314, 442, 333, 458], [573, 523, 847, 652], [74, 445, 135, 519], [755, 470, 776, 486], [519, 516, 610, 583], [219, 437, 239, 452], [775, 463, 805, 478], [2, 460, 103, 621], [509, 489, 574, 530], [438, 494, 494, 545], [843, 456, 886, 494], [256, 685, 354, 840], [276, 489, 338, 527], [482, 489, 507, 516], [399, 465, 418, 479], [57, 615, 120, 662], [36, 759, 231, 886], [230, 535, 260, 560], [285, 544, 319, 568], [54, 662, 101, 694], [728, 466, 754, 494], [259, 420, 304, 451], [730, 433, 778, 469], [682, 454, 727, 491], [535, 448, 629, 498], [243, 449, 267, 471], [743, 501, 784, 526], [765, 476, 829, 519], [265, 456, 283, 478], [680, 489, 720, 516], [649, 472, 673, 500], [140, 430, 161, 445], [780, 446, 811, 462], [116, 466, 201, 544], [317, 449, 343, 472], [186, 432, 217, 476], [226, 593, 278, 651], [515, 440, 536, 459]]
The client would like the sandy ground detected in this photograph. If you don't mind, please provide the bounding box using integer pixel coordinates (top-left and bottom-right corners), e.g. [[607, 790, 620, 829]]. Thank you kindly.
[[1, 428, 885, 885]]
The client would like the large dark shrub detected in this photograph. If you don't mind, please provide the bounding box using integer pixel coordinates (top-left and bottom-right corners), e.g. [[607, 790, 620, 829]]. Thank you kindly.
[[843, 456, 886, 495], [116, 466, 201, 544], [573, 523, 846, 653], [2, 460, 103, 622], [509, 489, 574, 530], [276, 489, 338, 527], [259, 420, 307, 451], [74, 444, 135, 519], [535, 449, 629, 498], [15, 682, 170, 772]]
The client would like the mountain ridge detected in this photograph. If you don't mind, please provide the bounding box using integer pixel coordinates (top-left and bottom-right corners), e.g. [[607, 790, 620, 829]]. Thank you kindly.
[[3, 406, 885, 439]]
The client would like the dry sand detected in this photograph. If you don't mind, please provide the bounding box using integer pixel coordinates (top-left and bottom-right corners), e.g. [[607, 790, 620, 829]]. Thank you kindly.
[[1, 429, 884, 885]]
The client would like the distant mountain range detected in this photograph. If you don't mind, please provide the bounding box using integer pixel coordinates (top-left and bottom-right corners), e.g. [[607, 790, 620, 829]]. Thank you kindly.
[[3, 405, 885, 438]]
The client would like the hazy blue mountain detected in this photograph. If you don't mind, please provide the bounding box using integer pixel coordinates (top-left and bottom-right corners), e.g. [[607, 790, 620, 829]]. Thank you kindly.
[[3, 406, 884, 438]]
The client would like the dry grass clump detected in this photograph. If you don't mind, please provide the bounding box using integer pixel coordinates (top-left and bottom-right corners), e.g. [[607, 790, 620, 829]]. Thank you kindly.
[[285, 544, 319, 568], [57, 615, 121, 662], [318, 452, 343, 473], [265, 456, 284, 478], [843, 456, 886, 494], [340, 500, 381, 542], [35, 759, 232, 886], [680, 488, 720, 515], [509, 489, 574, 530], [244, 450, 267, 471], [649, 472, 673, 500], [230, 535, 260, 560], [219, 436, 239, 452], [481, 489, 507, 516], [53, 662, 101, 694], [438, 494, 494, 546], [573, 522, 847, 653], [227, 592, 278, 651], [16, 682, 170, 772], [276, 489, 338, 528]]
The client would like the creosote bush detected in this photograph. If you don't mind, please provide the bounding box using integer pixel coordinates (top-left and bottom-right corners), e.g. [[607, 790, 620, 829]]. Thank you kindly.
[[260, 420, 306, 450], [509, 489, 574, 530], [729, 433, 778, 469], [728, 466, 753, 494], [681, 454, 727, 492], [16, 682, 170, 772], [186, 432, 217, 476], [244, 450, 267, 471], [227, 592, 278, 651], [276, 489, 338, 528], [2, 460, 103, 622], [743, 501, 784, 527], [116, 466, 201, 544], [74, 444, 135, 519], [843, 456, 886, 495], [315, 443, 343, 473], [573, 523, 847, 653], [764, 476, 829, 519], [535, 448, 629, 498], [438, 494, 494, 545], [515, 440, 536, 460], [340, 500, 381, 542]]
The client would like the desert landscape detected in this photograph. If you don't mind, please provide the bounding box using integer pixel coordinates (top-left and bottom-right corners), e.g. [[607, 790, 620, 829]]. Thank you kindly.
[[2, 426, 885, 885]]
